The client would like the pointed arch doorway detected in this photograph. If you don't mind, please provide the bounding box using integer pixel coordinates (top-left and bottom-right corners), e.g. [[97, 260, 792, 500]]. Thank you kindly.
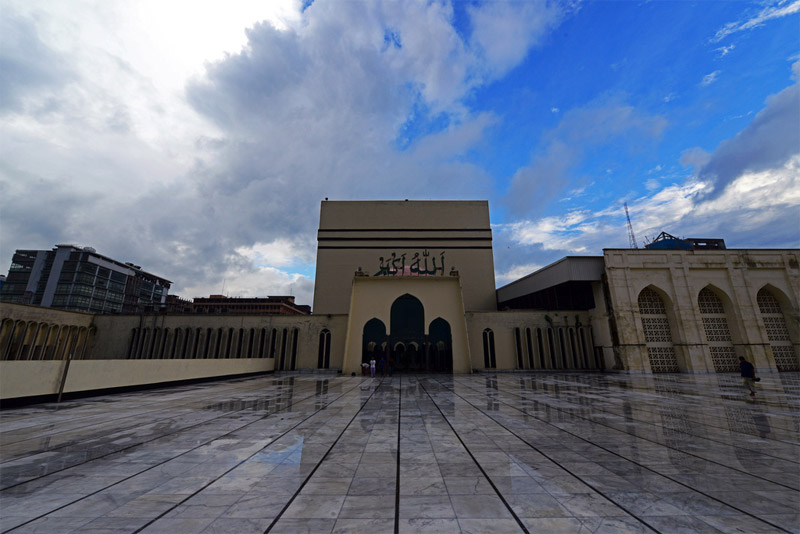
[[361, 293, 453, 373]]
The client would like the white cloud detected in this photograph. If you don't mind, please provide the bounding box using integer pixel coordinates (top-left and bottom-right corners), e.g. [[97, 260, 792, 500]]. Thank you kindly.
[[0, 1, 572, 306], [496, 263, 544, 286], [713, 0, 800, 42], [235, 238, 315, 269], [700, 70, 721, 86], [715, 44, 735, 57], [500, 155, 800, 255]]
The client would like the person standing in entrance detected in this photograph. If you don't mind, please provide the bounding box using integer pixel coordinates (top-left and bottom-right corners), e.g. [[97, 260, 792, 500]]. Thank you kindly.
[[739, 356, 757, 397], [370, 357, 376, 377]]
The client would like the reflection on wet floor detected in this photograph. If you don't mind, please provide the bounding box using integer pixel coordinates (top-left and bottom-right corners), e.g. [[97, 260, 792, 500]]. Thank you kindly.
[[1, 372, 798, 533]]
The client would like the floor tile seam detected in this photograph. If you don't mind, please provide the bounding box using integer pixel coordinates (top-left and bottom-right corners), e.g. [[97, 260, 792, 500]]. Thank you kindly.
[[0, 380, 346, 460], [263, 379, 390, 534], [452, 378, 800, 472], [0, 379, 369, 532], [477, 385, 800, 476], [490, 396, 800, 465], [429, 380, 693, 534], [414, 378, 531, 534], [504, 393, 800, 438], [438, 377, 795, 534], [493, 380, 800, 445], [394, 376, 401, 534], [496, 375, 800, 416], [124, 379, 376, 533], [0, 375, 298, 435]]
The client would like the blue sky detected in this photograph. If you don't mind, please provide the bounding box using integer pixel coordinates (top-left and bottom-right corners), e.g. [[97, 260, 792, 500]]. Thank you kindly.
[[1, 0, 798, 305]]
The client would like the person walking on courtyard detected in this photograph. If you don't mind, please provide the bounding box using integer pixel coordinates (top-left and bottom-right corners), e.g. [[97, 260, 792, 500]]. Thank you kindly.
[[361, 361, 369, 376], [370, 357, 376, 377], [739, 356, 757, 397]]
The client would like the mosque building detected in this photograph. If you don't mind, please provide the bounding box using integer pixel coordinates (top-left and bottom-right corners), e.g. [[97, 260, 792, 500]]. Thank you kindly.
[[1, 200, 798, 402]]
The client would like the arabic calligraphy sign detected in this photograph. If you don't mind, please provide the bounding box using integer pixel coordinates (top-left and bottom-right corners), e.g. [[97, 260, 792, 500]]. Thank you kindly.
[[374, 250, 447, 277]]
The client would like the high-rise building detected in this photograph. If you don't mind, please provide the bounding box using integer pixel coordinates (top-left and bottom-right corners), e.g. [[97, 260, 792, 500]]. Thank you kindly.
[[0, 245, 170, 314]]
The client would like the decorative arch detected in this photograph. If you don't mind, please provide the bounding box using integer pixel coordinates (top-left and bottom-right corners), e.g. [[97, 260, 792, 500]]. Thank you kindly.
[[757, 286, 799, 371], [363, 318, 387, 364], [429, 317, 452, 372], [698, 286, 738, 372], [390, 293, 424, 338], [638, 286, 679, 372], [289, 328, 299, 370], [482, 328, 496, 368], [318, 329, 332, 368]]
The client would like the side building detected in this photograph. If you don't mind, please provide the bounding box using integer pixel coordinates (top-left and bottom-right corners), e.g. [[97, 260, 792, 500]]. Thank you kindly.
[[0, 245, 170, 314]]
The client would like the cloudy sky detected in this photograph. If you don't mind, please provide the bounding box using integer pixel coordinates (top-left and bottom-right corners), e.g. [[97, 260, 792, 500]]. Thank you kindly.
[[2, 0, 798, 306]]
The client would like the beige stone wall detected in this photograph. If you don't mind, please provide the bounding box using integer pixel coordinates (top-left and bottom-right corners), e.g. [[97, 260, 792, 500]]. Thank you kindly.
[[604, 248, 800, 373], [466, 310, 598, 371], [0, 359, 273, 400], [313, 201, 497, 315], [341, 276, 471, 374]]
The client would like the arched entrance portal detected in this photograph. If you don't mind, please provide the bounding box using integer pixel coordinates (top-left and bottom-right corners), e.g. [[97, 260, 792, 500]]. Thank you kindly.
[[362, 294, 453, 373], [362, 318, 386, 366]]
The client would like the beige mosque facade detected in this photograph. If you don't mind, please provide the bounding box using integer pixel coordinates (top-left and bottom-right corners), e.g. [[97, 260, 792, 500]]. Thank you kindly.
[[1, 200, 798, 402]]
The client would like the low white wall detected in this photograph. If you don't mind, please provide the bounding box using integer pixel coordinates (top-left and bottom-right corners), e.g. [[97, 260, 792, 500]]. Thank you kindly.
[[0, 358, 274, 400], [0, 361, 65, 399]]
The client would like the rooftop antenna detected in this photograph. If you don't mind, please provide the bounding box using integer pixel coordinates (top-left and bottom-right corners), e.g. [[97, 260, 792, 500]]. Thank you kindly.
[[624, 202, 638, 249]]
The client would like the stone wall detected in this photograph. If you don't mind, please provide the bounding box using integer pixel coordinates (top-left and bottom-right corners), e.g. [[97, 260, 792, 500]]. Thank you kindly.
[[604, 248, 800, 373]]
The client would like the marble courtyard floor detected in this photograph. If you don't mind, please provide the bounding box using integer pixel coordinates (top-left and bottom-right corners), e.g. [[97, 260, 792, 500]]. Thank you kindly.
[[1, 373, 798, 534]]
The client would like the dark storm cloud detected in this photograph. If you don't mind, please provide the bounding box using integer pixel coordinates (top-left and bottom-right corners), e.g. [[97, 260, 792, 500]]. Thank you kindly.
[[0, 162, 99, 267], [0, 12, 73, 114], [696, 73, 800, 198]]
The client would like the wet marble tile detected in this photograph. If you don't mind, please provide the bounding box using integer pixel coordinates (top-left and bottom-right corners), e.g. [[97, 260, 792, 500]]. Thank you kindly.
[[3, 372, 799, 532], [332, 518, 395, 534]]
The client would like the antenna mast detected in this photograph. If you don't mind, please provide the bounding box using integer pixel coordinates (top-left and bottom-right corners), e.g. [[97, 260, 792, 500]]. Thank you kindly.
[[624, 202, 638, 249]]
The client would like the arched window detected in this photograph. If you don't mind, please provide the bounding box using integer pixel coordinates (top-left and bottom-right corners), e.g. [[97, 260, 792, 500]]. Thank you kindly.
[[569, 329, 579, 369], [193, 327, 202, 358], [638, 287, 679, 372], [579, 328, 590, 369], [558, 328, 568, 369], [259, 328, 267, 358], [547, 328, 557, 368], [269, 328, 278, 358], [482, 328, 496, 368], [204, 328, 212, 358], [127, 328, 138, 359], [248, 328, 255, 358], [537, 328, 546, 368], [525, 328, 534, 369], [280, 328, 288, 369], [758, 288, 799, 371], [699, 287, 738, 372], [290, 328, 299, 370], [318, 329, 331, 369]]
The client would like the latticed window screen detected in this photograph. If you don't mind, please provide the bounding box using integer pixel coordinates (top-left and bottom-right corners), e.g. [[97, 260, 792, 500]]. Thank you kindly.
[[757, 288, 798, 371], [698, 288, 738, 372], [638, 288, 678, 372]]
